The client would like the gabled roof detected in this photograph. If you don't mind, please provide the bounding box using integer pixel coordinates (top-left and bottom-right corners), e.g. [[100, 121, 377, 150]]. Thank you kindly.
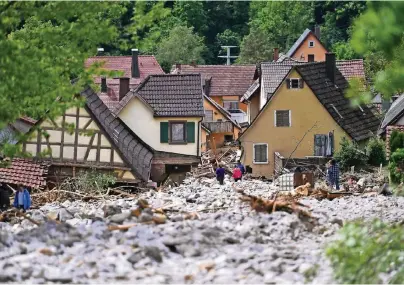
[[241, 78, 260, 103], [86, 55, 164, 110], [116, 74, 204, 117], [286, 29, 314, 57], [241, 62, 380, 142], [204, 95, 241, 130], [82, 87, 154, 181], [296, 62, 380, 141], [171, 64, 256, 97], [336, 59, 366, 81], [379, 94, 404, 133]]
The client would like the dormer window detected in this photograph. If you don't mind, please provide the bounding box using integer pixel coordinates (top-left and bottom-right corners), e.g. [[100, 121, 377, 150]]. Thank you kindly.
[[309, 41, 315, 48]]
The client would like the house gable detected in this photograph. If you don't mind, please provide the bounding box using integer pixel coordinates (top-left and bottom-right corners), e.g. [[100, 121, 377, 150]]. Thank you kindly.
[[240, 68, 349, 177], [288, 31, 327, 62]]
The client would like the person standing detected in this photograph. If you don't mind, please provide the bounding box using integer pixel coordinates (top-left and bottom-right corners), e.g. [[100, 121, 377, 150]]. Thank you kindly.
[[13, 185, 31, 212], [215, 164, 225, 185], [327, 159, 340, 190], [236, 161, 245, 179], [232, 166, 242, 182], [0, 184, 10, 211]]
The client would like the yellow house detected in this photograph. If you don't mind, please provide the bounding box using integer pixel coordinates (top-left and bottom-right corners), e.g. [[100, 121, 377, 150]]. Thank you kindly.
[[286, 27, 327, 62], [202, 95, 241, 149], [239, 53, 380, 178]]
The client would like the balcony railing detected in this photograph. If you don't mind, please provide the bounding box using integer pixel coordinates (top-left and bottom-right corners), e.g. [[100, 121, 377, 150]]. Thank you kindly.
[[203, 121, 233, 133]]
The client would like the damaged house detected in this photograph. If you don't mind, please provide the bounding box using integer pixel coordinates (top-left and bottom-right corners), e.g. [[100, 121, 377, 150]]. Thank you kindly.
[[239, 53, 380, 178]]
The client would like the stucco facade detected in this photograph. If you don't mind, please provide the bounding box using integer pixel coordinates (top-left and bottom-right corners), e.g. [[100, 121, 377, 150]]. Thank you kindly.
[[211, 96, 248, 113], [290, 33, 327, 62], [240, 69, 350, 177], [119, 97, 201, 156]]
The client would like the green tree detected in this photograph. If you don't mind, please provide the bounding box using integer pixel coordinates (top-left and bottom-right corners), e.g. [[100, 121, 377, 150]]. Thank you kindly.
[[237, 26, 273, 64], [0, 2, 124, 156], [156, 25, 206, 72], [332, 41, 357, 60]]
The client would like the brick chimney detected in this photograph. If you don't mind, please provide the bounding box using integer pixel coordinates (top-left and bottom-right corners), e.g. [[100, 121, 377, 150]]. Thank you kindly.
[[273, 48, 279, 62], [101, 76, 107, 93], [131, 48, 140, 78], [314, 25, 321, 39], [119, 77, 130, 101], [326, 52, 336, 84]]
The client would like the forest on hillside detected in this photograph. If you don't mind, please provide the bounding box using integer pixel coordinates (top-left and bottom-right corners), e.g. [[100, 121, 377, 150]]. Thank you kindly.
[[99, 1, 383, 76]]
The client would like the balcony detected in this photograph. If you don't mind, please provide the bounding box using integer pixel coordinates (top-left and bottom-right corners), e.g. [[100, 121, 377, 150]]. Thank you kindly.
[[227, 109, 248, 123], [202, 121, 233, 133]]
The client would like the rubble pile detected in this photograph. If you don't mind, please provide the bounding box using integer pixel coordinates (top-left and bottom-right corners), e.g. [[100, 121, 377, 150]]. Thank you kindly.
[[0, 175, 403, 283]]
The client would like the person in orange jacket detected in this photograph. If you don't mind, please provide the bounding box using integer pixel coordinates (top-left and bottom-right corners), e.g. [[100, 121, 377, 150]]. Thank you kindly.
[[232, 166, 242, 182]]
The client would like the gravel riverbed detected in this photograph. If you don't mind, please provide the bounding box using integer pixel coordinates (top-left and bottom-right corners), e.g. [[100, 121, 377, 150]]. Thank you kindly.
[[1, 175, 403, 284]]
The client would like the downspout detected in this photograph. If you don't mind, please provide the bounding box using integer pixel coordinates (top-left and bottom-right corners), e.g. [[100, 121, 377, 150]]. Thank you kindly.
[[197, 118, 203, 156]]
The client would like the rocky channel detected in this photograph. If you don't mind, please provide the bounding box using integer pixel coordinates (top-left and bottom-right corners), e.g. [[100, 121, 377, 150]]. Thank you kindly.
[[1, 175, 403, 284]]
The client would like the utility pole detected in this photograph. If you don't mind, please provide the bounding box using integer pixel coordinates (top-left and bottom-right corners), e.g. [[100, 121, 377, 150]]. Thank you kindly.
[[218, 46, 238, 65]]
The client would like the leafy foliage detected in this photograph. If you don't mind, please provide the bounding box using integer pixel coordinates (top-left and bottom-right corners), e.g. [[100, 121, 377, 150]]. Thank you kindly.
[[61, 169, 116, 195], [366, 137, 386, 166], [334, 137, 367, 170], [237, 26, 273, 64], [389, 130, 404, 154], [326, 220, 404, 284], [156, 26, 206, 72], [389, 148, 404, 184]]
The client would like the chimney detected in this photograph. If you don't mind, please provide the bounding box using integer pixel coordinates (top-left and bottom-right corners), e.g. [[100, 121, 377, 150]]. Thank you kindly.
[[314, 25, 321, 39], [119, 77, 130, 101], [273, 48, 279, 62], [131, 48, 140, 78], [101, 76, 107, 93], [325, 52, 336, 83], [97, 47, 104, 56]]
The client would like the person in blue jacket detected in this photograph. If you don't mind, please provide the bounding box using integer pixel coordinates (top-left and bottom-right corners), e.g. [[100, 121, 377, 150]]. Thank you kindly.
[[236, 161, 246, 179], [13, 185, 31, 212]]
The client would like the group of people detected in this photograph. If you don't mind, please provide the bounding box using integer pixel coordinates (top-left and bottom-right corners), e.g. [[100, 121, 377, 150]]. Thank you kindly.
[[0, 184, 31, 212], [215, 161, 245, 185]]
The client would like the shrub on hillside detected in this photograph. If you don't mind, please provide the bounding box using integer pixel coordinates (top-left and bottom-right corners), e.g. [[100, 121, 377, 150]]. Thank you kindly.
[[334, 137, 367, 170], [388, 148, 404, 184], [326, 220, 404, 284], [366, 137, 386, 166]]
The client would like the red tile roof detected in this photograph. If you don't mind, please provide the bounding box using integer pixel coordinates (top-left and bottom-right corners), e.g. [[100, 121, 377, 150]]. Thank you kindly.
[[86, 56, 164, 109], [172, 64, 256, 97], [336, 59, 366, 81], [0, 158, 49, 189]]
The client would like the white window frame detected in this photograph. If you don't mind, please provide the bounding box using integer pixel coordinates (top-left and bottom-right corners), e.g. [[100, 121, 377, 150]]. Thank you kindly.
[[253, 143, 268, 164], [290, 78, 300, 89], [308, 40, 315, 48], [274, 110, 291, 127]]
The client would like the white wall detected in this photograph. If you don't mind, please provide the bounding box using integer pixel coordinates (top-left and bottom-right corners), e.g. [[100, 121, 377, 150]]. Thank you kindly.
[[119, 97, 201, 156]]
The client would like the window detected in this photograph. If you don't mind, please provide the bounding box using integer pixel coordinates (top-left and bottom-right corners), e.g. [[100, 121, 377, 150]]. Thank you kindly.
[[253, 143, 268, 164], [314, 133, 334, 156], [308, 41, 315, 47], [223, 101, 239, 111], [224, 135, 233, 142], [204, 110, 213, 122], [286, 78, 304, 89], [275, 110, 291, 127], [308, 54, 315, 62], [170, 122, 186, 143]]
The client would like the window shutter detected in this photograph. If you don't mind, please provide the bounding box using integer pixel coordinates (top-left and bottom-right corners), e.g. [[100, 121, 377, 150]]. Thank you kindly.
[[299, 79, 304, 88], [160, 122, 169, 143], [286, 79, 290, 89], [186, 122, 195, 143]]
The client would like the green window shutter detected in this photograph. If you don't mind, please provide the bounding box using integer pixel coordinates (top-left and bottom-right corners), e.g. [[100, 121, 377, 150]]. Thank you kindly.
[[160, 122, 169, 143], [186, 122, 195, 143]]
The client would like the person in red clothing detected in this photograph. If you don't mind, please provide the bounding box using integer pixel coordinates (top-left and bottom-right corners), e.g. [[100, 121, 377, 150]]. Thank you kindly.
[[232, 166, 242, 182]]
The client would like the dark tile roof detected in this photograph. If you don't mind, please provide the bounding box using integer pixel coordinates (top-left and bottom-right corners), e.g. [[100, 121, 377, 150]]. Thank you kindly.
[[81, 87, 154, 181], [286, 29, 312, 57], [379, 94, 404, 133], [116, 74, 204, 117], [336, 59, 366, 81], [171, 64, 256, 97], [86, 56, 164, 110], [0, 158, 49, 189], [296, 62, 380, 141]]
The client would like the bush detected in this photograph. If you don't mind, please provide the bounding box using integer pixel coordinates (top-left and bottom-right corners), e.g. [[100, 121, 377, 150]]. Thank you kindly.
[[388, 148, 404, 184], [366, 137, 386, 166], [390, 130, 404, 153], [334, 137, 367, 170], [61, 169, 116, 194], [326, 220, 404, 284]]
